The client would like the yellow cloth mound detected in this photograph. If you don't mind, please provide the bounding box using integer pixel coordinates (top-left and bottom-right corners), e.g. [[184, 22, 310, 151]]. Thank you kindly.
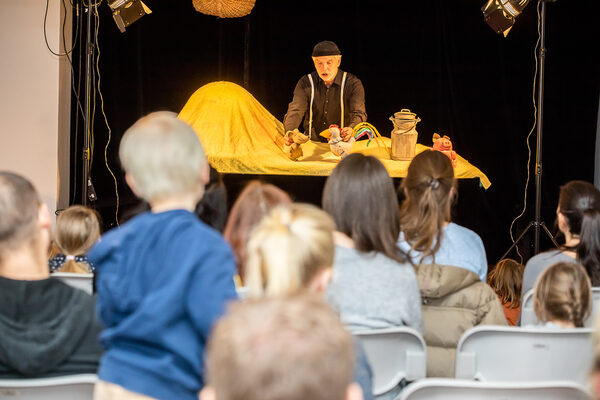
[[179, 81, 491, 189]]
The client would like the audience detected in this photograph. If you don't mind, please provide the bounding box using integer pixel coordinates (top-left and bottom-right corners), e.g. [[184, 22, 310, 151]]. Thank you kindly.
[[522, 180, 600, 296], [89, 112, 237, 400], [49, 205, 100, 273], [323, 154, 422, 333], [398, 150, 506, 377], [533, 262, 592, 328], [244, 203, 373, 400], [398, 150, 488, 281], [201, 295, 363, 400], [0, 172, 102, 377], [6, 127, 598, 396], [487, 258, 525, 326], [224, 180, 291, 284]]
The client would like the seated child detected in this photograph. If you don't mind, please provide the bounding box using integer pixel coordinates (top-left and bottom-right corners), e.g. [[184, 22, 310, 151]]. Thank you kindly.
[[533, 262, 592, 328], [49, 205, 100, 273], [90, 112, 238, 400], [487, 258, 525, 326]]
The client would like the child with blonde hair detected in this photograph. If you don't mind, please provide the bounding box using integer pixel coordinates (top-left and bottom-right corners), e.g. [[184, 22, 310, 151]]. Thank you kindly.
[[533, 262, 592, 328], [244, 203, 374, 400], [487, 258, 525, 326], [245, 203, 335, 297], [49, 205, 100, 273]]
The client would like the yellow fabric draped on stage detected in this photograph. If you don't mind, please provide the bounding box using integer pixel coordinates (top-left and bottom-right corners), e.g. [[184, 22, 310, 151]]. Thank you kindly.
[[179, 81, 491, 189]]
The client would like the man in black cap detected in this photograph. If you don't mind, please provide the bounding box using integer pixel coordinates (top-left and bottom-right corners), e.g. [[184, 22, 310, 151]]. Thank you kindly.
[[283, 41, 367, 144]]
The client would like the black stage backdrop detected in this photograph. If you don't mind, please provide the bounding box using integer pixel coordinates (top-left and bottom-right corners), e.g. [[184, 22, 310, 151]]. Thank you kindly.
[[71, 0, 599, 264]]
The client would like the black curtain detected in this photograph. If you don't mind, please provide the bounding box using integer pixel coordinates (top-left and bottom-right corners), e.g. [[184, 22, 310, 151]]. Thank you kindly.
[[72, 0, 600, 263]]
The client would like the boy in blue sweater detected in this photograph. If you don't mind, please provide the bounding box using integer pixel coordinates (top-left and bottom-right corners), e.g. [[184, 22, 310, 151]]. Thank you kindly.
[[89, 112, 238, 400]]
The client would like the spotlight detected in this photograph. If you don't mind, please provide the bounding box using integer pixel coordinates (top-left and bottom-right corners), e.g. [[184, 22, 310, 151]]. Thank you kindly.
[[108, 0, 152, 33], [481, 0, 530, 36]]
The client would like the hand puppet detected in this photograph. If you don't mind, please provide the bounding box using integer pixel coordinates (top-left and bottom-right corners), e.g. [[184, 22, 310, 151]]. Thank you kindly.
[[432, 133, 457, 167]]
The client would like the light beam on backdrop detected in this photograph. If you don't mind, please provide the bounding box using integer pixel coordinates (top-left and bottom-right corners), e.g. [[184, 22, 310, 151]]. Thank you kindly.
[[484, 1, 561, 260]]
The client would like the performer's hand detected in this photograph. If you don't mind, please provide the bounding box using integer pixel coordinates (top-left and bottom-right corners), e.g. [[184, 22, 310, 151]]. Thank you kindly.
[[284, 131, 294, 146], [341, 127, 354, 142]]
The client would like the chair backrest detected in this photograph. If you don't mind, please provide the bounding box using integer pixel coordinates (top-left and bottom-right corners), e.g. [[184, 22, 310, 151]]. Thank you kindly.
[[0, 374, 97, 399], [354, 327, 426, 396], [520, 287, 600, 327], [398, 378, 592, 400], [51, 273, 93, 295], [455, 326, 594, 384]]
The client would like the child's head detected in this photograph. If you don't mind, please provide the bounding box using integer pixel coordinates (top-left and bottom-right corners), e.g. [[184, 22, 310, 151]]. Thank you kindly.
[[224, 181, 291, 281], [533, 262, 592, 327], [54, 206, 101, 273], [487, 258, 525, 308], [119, 111, 208, 207], [245, 203, 335, 298], [202, 295, 360, 400]]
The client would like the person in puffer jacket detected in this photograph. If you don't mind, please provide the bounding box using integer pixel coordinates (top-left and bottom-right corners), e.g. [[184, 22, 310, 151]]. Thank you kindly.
[[415, 263, 507, 377]]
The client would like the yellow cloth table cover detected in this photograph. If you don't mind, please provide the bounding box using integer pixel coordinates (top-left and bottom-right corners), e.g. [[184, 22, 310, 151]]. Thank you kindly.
[[179, 82, 491, 189]]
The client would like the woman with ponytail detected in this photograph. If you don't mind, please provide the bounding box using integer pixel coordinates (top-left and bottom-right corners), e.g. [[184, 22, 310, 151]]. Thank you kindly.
[[522, 181, 600, 296], [398, 150, 506, 378], [398, 150, 488, 281]]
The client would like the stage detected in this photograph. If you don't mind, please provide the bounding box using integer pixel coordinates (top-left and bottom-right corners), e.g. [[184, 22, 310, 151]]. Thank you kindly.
[[178, 81, 491, 189], [70, 0, 597, 265]]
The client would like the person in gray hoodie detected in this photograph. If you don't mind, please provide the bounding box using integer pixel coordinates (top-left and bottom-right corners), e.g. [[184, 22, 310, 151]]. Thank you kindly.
[[0, 172, 102, 378]]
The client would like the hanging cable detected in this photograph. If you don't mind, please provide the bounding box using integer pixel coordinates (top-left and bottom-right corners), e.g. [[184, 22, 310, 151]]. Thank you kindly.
[[94, 1, 120, 226], [44, 0, 79, 56], [507, 1, 542, 263]]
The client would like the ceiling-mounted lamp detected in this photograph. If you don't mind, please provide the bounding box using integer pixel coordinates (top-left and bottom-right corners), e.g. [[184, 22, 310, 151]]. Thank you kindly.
[[108, 0, 152, 33], [481, 0, 530, 36]]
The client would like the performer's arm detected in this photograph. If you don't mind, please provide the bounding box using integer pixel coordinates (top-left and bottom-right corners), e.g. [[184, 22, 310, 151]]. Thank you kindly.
[[283, 77, 309, 133], [347, 76, 367, 128]]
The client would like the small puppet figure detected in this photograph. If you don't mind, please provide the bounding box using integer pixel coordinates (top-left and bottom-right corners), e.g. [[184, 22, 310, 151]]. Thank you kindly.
[[283, 129, 310, 161], [432, 133, 457, 167], [328, 124, 355, 158]]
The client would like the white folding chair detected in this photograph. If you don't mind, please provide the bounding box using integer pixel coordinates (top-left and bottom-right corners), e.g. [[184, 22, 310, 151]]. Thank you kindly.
[[521, 287, 600, 327], [0, 374, 97, 399], [355, 327, 426, 396], [520, 289, 536, 326], [455, 326, 593, 384], [51, 273, 94, 295], [398, 378, 592, 400]]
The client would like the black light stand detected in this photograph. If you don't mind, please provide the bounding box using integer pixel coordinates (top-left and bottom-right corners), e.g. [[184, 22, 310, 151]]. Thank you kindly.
[[82, 0, 95, 206], [500, 0, 559, 261]]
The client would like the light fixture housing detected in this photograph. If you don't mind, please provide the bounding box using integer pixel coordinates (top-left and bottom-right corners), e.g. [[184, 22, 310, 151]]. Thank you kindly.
[[481, 0, 530, 36], [108, 0, 152, 33]]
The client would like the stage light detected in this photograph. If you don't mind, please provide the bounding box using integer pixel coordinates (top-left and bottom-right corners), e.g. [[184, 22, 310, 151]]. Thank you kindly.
[[108, 0, 152, 33], [481, 0, 530, 36]]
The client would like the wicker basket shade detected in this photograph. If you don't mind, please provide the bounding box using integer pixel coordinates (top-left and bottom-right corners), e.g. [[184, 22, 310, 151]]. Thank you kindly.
[[192, 0, 256, 18]]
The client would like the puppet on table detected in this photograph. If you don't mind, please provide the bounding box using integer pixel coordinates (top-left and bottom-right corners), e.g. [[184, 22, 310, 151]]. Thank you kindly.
[[432, 133, 457, 167]]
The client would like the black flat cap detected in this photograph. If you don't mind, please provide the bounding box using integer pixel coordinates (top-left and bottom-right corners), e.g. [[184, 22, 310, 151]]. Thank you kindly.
[[312, 41, 341, 57]]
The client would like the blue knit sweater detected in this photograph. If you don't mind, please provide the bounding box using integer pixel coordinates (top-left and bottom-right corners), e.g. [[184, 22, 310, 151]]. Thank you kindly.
[[89, 210, 238, 400]]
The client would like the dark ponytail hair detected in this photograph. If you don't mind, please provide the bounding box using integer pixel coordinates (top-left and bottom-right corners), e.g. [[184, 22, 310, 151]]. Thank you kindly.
[[399, 150, 456, 261], [558, 181, 600, 286], [322, 153, 408, 264]]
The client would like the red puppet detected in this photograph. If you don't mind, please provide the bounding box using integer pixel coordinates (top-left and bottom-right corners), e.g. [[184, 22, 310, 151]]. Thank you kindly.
[[432, 133, 457, 167]]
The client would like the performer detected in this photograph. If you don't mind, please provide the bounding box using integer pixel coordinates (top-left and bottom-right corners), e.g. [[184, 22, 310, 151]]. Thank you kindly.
[[283, 41, 367, 144]]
